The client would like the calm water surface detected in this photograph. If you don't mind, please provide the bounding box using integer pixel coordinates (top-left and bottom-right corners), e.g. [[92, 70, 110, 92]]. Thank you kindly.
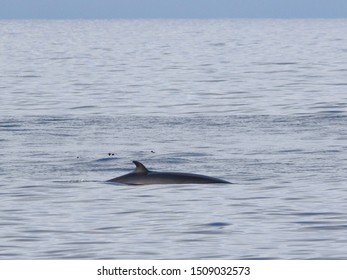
[[1, 19, 347, 259]]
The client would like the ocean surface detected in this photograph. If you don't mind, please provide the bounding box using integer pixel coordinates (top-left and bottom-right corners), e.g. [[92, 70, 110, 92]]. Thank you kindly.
[[1, 19, 347, 259]]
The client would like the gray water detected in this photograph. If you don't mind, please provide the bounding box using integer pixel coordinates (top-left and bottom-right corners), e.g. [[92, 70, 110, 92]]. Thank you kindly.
[[1, 19, 347, 259]]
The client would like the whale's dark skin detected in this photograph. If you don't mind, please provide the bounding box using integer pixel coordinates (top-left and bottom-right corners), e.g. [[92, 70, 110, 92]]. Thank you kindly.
[[108, 161, 231, 185]]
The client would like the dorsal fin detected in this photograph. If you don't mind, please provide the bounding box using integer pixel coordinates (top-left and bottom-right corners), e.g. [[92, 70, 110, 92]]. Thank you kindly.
[[132, 161, 149, 173]]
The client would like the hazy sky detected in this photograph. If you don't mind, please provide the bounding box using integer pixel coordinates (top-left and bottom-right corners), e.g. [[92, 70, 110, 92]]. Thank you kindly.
[[1, 0, 347, 19]]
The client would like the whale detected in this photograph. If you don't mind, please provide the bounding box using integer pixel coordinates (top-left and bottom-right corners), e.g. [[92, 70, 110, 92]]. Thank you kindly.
[[108, 161, 231, 185]]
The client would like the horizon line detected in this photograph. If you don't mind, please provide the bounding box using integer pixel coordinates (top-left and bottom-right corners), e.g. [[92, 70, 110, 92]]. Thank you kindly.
[[1, 16, 347, 21]]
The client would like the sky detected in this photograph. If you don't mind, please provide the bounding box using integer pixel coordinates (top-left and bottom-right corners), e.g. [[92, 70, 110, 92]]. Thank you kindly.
[[1, 0, 347, 19]]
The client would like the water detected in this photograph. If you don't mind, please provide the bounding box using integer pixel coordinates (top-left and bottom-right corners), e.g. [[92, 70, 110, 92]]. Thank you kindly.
[[1, 19, 347, 259]]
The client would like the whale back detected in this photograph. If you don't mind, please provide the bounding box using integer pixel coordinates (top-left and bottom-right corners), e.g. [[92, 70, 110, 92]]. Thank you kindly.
[[108, 161, 231, 185]]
